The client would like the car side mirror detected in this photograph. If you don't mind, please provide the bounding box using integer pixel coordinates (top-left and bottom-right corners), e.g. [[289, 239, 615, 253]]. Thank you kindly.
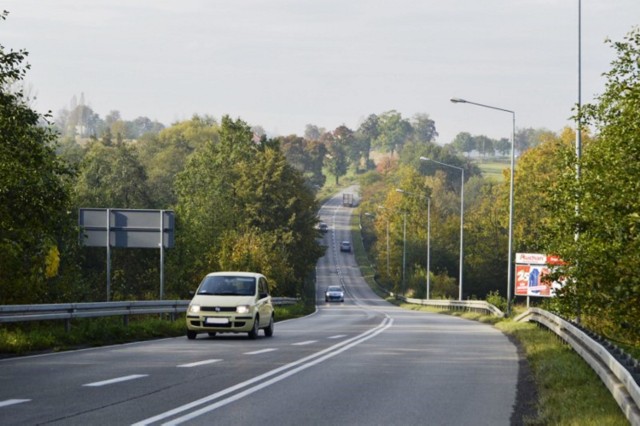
[[188, 290, 195, 297], [259, 292, 269, 299]]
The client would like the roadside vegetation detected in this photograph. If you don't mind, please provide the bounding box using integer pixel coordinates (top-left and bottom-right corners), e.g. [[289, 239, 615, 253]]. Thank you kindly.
[[353, 195, 630, 425], [1, 10, 639, 422], [0, 303, 314, 357]]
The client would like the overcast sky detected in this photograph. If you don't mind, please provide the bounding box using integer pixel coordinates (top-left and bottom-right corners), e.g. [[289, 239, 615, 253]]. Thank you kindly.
[[4, 0, 639, 144]]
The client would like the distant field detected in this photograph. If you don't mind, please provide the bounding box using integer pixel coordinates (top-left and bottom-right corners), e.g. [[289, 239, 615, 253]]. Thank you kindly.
[[476, 158, 510, 181]]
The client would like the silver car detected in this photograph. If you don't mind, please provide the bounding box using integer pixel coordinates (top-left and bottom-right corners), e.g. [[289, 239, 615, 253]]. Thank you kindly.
[[325, 285, 345, 302]]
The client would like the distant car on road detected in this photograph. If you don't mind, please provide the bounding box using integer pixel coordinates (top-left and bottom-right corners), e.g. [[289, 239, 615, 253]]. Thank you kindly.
[[316, 222, 329, 234], [340, 241, 352, 252], [325, 285, 345, 302]]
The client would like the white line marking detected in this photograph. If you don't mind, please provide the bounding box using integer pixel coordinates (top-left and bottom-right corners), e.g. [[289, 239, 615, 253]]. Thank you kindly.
[[292, 340, 317, 346], [132, 316, 392, 426], [163, 318, 393, 425], [83, 374, 148, 387], [177, 359, 222, 368], [328, 335, 347, 339], [0, 399, 30, 408], [243, 348, 277, 355]]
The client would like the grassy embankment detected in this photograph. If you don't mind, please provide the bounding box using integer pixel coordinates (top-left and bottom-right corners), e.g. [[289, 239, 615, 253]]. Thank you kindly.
[[0, 303, 312, 357]]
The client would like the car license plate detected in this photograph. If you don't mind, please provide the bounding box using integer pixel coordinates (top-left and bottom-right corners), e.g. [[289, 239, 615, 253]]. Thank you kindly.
[[205, 317, 229, 325]]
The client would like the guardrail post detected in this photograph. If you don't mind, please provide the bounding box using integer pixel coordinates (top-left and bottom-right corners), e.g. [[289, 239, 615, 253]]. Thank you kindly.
[[65, 319, 71, 333], [123, 315, 129, 327]]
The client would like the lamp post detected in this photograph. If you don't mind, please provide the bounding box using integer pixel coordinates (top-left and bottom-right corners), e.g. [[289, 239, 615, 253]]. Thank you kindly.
[[449, 97, 515, 315], [376, 206, 391, 279], [402, 211, 407, 296], [396, 189, 431, 299], [419, 157, 464, 301]]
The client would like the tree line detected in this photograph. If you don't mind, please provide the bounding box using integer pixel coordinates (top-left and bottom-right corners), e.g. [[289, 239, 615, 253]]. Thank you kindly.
[[358, 28, 640, 346], [1, 10, 638, 345]]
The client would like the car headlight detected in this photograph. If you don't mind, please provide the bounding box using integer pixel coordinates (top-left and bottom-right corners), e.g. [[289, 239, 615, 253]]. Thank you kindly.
[[236, 305, 251, 314], [189, 304, 201, 313]]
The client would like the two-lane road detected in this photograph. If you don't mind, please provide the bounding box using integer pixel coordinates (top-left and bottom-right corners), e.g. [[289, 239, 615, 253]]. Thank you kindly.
[[0, 188, 520, 425]]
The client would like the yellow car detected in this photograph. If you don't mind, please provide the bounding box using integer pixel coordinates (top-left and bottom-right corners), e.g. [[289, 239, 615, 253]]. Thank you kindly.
[[186, 272, 274, 340]]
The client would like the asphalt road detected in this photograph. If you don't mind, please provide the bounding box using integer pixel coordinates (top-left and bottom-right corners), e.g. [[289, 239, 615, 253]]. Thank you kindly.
[[0, 187, 520, 425]]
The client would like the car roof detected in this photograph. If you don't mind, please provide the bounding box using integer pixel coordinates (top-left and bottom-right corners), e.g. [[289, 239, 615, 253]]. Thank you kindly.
[[204, 271, 265, 279]]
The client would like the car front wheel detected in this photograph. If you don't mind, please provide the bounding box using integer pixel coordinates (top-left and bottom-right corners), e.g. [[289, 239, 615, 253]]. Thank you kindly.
[[264, 315, 274, 337], [248, 315, 260, 339], [187, 330, 197, 340]]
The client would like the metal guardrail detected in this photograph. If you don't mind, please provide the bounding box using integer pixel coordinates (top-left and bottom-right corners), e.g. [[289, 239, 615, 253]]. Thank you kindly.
[[515, 308, 640, 425], [397, 295, 505, 317], [0, 297, 300, 328]]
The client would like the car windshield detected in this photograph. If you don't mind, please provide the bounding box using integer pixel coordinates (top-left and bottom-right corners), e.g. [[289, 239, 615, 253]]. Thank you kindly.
[[197, 276, 256, 296], [327, 286, 342, 292]]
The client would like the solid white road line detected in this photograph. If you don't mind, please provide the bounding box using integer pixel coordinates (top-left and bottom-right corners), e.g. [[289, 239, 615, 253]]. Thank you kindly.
[[83, 374, 148, 387], [0, 399, 30, 408], [132, 316, 392, 426], [177, 360, 222, 368]]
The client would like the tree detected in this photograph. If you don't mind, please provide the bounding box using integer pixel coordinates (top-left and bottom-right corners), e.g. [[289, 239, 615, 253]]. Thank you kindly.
[[304, 124, 324, 141], [0, 11, 75, 303], [514, 128, 577, 252], [374, 110, 412, 156], [475, 135, 494, 157], [75, 141, 151, 208], [333, 124, 358, 167], [410, 113, 438, 143], [544, 29, 640, 343], [494, 137, 511, 156], [450, 132, 475, 156], [137, 115, 218, 208], [323, 131, 348, 185], [173, 116, 323, 298], [355, 114, 379, 169], [279, 135, 327, 188]]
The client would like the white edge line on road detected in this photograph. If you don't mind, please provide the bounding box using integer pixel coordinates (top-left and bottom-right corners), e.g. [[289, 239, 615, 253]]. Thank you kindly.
[[328, 335, 347, 339], [177, 359, 222, 368], [131, 316, 392, 426], [83, 374, 148, 387], [291, 340, 317, 346], [0, 399, 31, 408]]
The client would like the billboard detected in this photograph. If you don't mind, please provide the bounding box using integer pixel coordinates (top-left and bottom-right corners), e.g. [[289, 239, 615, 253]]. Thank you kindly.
[[79, 208, 174, 248], [515, 253, 564, 298]]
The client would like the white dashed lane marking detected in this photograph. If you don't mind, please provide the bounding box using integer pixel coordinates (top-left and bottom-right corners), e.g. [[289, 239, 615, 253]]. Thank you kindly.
[[177, 359, 222, 368], [83, 374, 148, 387], [243, 348, 277, 355], [292, 340, 317, 346], [0, 399, 30, 408]]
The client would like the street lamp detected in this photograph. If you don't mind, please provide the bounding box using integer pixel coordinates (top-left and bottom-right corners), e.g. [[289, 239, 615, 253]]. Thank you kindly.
[[376, 206, 391, 279], [396, 189, 432, 300], [419, 157, 464, 301], [449, 97, 515, 315]]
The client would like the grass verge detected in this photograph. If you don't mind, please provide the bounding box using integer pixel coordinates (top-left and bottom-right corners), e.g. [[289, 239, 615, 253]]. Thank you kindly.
[[0, 303, 314, 357]]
